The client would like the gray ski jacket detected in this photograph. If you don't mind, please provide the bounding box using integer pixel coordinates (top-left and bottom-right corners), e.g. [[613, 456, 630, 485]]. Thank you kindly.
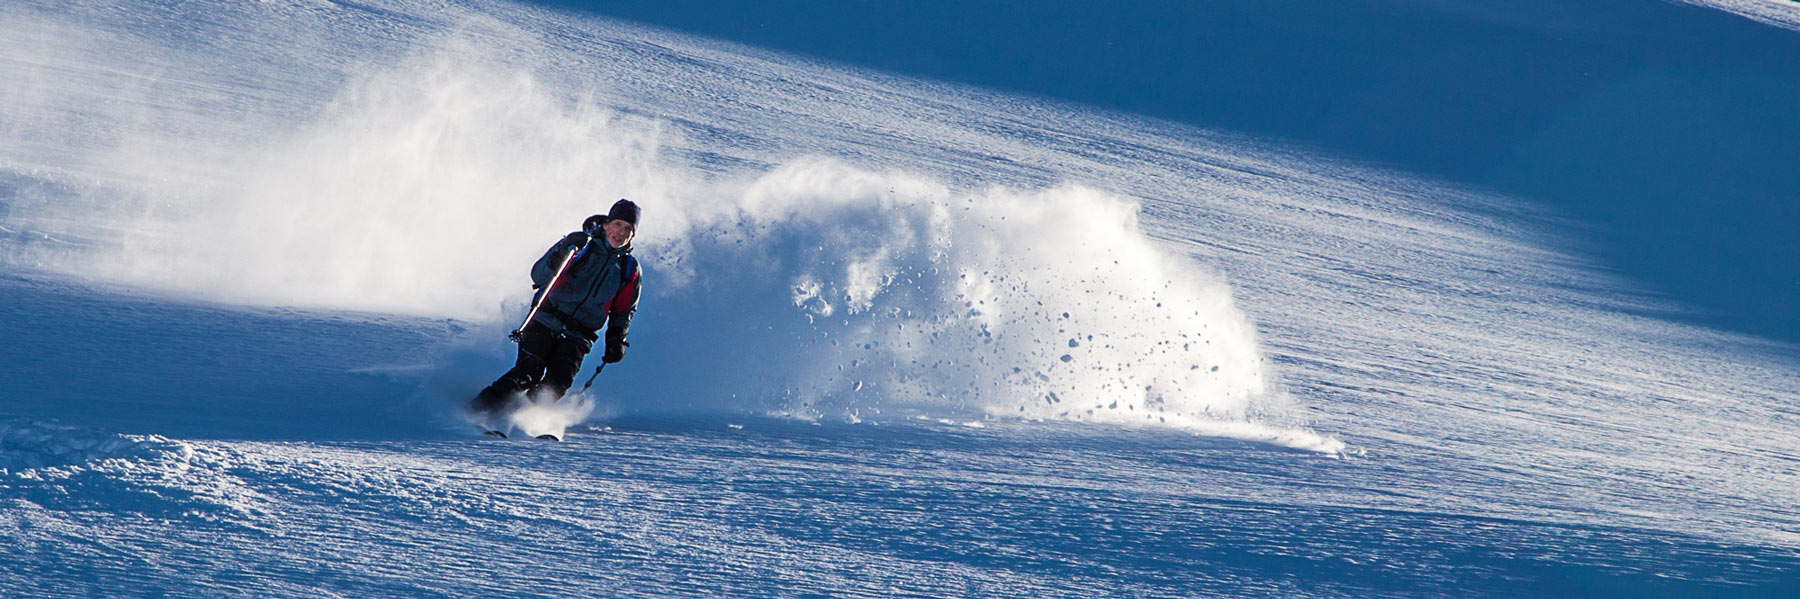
[[528, 233, 640, 351]]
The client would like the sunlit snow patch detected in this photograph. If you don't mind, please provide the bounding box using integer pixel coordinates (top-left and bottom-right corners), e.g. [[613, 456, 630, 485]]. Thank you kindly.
[[0, 417, 279, 529], [0, 416, 193, 475]]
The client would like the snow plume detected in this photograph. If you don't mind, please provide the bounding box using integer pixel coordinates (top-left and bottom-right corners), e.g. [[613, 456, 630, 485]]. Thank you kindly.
[[173, 47, 666, 318], [0, 8, 1336, 451], [0, 10, 671, 318], [505, 396, 597, 440], [645, 159, 1341, 453]]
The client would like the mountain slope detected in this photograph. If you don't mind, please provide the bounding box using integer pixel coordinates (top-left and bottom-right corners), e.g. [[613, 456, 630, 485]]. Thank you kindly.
[[1, 1, 1797, 597]]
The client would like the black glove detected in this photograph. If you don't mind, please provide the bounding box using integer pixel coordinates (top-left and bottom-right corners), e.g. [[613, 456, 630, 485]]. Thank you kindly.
[[548, 232, 589, 265], [602, 328, 627, 364], [559, 231, 589, 252]]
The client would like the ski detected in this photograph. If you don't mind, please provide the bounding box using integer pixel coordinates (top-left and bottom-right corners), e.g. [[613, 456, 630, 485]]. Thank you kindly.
[[475, 426, 560, 441]]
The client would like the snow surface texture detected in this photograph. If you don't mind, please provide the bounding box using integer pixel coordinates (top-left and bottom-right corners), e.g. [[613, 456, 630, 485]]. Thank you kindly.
[[1, 0, 1797, 597], [1679, 0, 1800, 30]]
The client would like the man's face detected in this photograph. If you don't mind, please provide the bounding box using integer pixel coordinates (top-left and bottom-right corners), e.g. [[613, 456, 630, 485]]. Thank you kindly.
[[603, 218, 635, 248]]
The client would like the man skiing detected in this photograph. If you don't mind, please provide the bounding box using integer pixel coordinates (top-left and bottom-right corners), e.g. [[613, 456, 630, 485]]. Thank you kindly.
[[470, 199, 642, 421]]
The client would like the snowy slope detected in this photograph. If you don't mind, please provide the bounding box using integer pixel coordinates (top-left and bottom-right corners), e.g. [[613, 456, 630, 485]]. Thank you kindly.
[[2, 0, 1798, 597], [1680, 0, 1800, 30]]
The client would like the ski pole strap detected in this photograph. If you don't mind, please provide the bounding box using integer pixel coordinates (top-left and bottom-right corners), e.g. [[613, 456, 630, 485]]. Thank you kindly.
[[580, 363, 605, 392]]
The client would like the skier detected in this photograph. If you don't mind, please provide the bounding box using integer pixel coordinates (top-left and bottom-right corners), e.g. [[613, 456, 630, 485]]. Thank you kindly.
[[470, 199, 642, 419]]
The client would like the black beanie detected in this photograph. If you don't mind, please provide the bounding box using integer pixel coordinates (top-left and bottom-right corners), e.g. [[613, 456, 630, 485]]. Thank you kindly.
[[608, 199, 640, 227]]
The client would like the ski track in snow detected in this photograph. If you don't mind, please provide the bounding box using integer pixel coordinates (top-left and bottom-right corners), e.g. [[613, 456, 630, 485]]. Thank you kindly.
[[1, 0, 1798, 597]]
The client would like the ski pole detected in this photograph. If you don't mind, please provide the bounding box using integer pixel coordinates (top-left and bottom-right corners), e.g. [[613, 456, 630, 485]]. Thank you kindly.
[[511, 244, 583, 342], [579, 363, 605, 394]]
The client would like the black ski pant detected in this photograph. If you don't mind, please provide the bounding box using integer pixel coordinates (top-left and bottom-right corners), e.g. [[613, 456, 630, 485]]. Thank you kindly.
[[471, 320, 589, 414]]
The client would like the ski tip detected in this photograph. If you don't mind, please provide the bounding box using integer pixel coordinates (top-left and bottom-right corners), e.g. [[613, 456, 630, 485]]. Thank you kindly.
[[483, 430, 508, 439], [534, 433, 562, 442]]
